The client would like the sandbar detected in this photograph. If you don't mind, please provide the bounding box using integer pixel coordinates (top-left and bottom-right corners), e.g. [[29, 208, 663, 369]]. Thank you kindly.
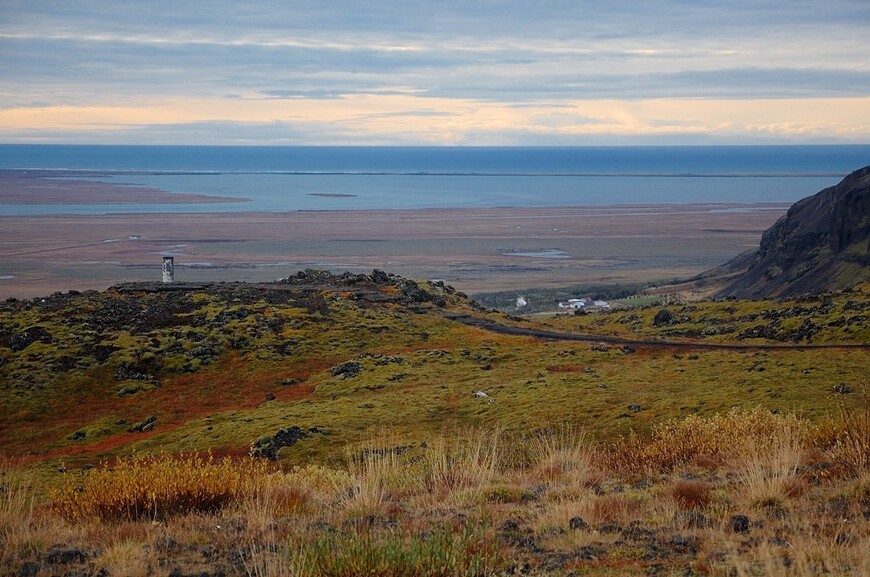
[[0, 170, 250, 205]]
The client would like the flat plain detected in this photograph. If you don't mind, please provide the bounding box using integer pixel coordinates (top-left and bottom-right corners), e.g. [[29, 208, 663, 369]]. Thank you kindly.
[[0, 172, 788, 298]]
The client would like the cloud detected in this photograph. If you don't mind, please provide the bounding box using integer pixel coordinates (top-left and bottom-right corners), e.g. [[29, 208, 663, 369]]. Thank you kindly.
[[1, 1, 868, 143]]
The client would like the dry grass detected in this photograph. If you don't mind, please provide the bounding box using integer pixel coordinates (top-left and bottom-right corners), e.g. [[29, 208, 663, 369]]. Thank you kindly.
[[601, 407, 812, 474], [51, 453, 275, 522], [2, 409, 868, 576]]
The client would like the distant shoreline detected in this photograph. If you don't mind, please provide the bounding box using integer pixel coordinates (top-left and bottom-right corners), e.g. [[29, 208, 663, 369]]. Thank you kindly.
[[0, 169, 251, 205]]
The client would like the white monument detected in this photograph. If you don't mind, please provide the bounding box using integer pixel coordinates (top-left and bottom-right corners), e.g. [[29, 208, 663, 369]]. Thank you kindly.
[[162, 256, 175, 283]]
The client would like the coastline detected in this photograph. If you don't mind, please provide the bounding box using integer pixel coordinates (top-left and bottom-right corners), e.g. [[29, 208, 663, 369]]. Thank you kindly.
[[0, 170, 250, 205]]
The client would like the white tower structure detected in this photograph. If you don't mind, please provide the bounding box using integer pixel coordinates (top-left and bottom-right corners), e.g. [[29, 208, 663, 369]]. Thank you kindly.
[[162, 256, 175, 283]]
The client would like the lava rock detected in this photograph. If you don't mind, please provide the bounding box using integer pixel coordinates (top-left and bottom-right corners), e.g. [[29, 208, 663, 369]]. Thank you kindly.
[[653, 309, 674, 327], [127, 415, 157, 433], [250, 426, 324, 460], [45, 547, 88, 565], [330, 361, 363, 379], [730, 514, 750, 533], [9, 326, 53, 352]]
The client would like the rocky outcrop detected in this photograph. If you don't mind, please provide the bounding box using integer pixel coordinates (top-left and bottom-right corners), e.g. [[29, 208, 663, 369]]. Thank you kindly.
[[717, 166, 870, 298]]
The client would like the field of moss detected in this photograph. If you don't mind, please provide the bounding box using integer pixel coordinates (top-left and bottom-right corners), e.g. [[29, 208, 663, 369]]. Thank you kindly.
[[0, 271, 868, 575]]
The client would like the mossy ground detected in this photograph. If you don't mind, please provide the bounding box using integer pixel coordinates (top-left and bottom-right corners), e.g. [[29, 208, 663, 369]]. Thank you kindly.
[[0, 272, 868, 575], [1, 275, 867, 477]]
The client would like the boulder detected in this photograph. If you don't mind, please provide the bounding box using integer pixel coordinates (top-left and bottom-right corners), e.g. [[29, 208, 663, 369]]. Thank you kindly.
[[653, 309, 674, 327]]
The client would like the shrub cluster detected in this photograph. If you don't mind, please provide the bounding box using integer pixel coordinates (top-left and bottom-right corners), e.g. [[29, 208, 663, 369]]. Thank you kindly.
[[51, 453, 274, 522], [601, 407, 811, 473]]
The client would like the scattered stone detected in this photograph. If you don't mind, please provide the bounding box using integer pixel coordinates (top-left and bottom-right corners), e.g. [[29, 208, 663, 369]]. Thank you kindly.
[[69, 430, 86, 441], [730, 514, 750, 533], [472, 391, 489, 398], [627, 404, 643, 412], [480, 363, 492, 370], [127, 415, 157, 433], [833, 383, 853, 394], [45, 547, 88, 565], [9, 326, 52, 352], [264, 392, 276, 401], [250, 426, 324, 460], [568, 516, 588, 530], [280, 378, 299, 386], [619, 345, 636, 354], [330, 361, 363, 379]]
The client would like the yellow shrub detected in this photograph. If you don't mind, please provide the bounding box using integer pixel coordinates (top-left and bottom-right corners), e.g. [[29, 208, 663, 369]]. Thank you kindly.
[[603, 408, 812, 473], [51, 453, 274, 522]]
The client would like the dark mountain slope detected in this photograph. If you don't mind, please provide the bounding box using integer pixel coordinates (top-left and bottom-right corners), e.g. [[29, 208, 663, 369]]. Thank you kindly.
[[717, 165, 870, 298]]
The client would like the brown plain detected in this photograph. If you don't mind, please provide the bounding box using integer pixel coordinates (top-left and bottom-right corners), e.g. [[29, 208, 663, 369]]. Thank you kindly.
[[0, 172, 787, 298]]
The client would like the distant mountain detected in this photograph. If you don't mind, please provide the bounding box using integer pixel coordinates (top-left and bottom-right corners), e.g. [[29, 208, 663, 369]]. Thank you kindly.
[[717, 165, 870, 298]]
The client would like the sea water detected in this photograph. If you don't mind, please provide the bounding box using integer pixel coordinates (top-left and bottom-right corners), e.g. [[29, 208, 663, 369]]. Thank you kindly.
[[1, 145, 868, 215]]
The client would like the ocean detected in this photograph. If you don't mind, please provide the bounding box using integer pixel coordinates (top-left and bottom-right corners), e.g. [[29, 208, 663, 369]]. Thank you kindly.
[[1, 145, 868, 215]]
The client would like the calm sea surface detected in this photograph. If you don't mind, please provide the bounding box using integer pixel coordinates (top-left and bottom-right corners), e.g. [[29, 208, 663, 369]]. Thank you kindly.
[[1, 145, 868, 215]]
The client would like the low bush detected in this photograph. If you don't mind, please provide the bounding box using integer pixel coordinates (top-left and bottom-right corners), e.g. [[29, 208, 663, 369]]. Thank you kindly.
[[602, 408, 812, 473], [51, 453, 274, 522]]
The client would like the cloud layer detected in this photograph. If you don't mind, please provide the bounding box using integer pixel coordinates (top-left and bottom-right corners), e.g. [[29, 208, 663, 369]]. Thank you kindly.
[[2, 1, 868, 144]]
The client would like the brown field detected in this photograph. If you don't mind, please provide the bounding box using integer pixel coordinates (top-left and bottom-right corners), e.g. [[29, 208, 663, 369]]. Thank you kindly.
[[0, 173, 788, 298]]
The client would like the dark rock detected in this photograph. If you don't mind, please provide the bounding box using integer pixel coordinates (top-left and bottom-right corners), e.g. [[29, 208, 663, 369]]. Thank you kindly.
[[730, 514, 750, 533], [627, 404, 643, 412], [501, 519, 520, 532], [9, 326, 52, 352], [370, 269, 390, 284], [568, 516, 588, 530], [264, 392, 276, 401], [45, 547, 88, 564], [833, 383, 853, 394], [69, 430, 86, 441], [653, 309, 674, 327], [250, 426, 324, 460], [127, 415, 157, 433], [397, 279, 431, 303], [330, 361, 363, 379], [18, 562, 40, 577]]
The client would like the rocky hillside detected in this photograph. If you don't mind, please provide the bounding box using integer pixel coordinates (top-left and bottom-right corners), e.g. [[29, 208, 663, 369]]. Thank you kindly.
[[2, 268, 869, 473], [717, 165, 870, 298]]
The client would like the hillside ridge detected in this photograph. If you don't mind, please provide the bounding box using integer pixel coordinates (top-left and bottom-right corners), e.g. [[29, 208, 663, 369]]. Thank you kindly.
[[717, 165, 870, 298]]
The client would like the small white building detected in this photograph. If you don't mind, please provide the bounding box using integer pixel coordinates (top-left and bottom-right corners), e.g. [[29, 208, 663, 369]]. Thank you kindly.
[[558, 298, 590, 309], [516, 296, 528, 308], [558, 297, 610, 310]]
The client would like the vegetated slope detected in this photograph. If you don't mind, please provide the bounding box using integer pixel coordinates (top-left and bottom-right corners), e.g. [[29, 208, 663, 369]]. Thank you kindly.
[[716, 165, 870, 298], [541, 282, 870, 345], [1, 270, 868, 473]]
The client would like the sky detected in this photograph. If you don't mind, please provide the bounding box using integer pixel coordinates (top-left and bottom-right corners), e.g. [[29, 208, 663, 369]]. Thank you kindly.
[[1, 0, 869, 145]]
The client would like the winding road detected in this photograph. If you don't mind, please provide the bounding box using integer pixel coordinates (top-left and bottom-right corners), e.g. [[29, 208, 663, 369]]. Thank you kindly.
[[445, 313, 870, 351]]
